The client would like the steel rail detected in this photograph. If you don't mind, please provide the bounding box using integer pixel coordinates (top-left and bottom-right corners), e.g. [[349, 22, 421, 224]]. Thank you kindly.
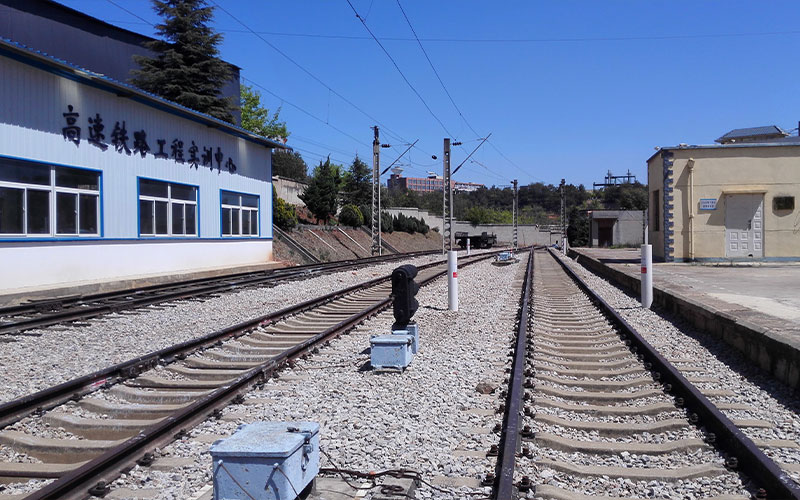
[[20, 250, 506, 500], [492, 248, 534, 499], [0, 249, 442, 335], [549, 248, 800, 500], [0, 251, 476, 428]]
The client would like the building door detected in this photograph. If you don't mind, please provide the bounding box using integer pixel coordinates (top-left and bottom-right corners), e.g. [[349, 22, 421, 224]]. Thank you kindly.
[[725, 194, 763, 258], [598, 224, 613, 247]]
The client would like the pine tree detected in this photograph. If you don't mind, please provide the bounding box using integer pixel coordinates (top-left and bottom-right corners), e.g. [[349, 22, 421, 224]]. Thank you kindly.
[[131, 0, 236, 123], [299, 158, 341, 224], [341, 156, 371, 207], [272, 150, 308, 181]]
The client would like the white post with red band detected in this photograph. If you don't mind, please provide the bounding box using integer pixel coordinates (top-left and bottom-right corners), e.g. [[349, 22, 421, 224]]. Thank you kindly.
[[641, 244, 652, 308], [448, 250, 458, 311]]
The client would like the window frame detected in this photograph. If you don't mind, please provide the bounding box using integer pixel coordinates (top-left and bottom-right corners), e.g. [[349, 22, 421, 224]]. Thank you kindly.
[[137, 178, 199, 238], [652, 190, 660, 232], [774, 196, 795, 211], [0, 157, 101, 238], [220, 190, 260, 238]]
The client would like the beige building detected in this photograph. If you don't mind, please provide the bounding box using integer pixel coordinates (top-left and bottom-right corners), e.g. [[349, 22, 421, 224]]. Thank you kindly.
[[648, 127, 800, 262]]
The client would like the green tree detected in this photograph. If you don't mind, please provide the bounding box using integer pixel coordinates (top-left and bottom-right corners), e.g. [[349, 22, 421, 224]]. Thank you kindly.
[[240, 84, 288, 139], [567, 207, 589, 247], [131, 0, 236, 123], [341, 156, 371, 208], [272, 150, 308, 182], [602, 182, 648, 210], [299, 158, 341, 224]]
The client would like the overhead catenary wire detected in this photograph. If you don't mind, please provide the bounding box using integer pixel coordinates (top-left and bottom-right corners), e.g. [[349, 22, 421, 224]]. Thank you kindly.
[[394, 1, 534, 184], [103, 0, 376, 160], [210, 1, 412, 146], [344, 0, 455, 139], [99, 18, 800, 44], [103, 0, 523, 184], [240, 77, 367, 148]]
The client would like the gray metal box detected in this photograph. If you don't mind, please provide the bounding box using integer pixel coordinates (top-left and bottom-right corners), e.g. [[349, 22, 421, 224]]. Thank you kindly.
[[392, 321, 419, 354], [210, 421, 320, 500], [370, 334, 413, 370]]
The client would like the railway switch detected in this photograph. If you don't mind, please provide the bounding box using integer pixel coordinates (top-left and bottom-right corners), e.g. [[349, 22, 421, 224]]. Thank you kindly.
[[210, 421, 320, 500], [391, 264, 419, 329]]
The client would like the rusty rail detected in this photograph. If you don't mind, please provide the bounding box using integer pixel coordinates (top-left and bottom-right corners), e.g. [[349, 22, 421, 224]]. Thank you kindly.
[[492, 249, 534, 498]]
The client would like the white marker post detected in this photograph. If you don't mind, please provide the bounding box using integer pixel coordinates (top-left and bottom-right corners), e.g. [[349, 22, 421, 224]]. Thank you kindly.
[[448, 250, 458, 311], [466, 238, 471, 256], [641, 244, 653, 308]]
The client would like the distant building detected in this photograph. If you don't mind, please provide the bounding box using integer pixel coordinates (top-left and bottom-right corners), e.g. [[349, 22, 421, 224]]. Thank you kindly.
[[388, 173, 485, 193], [0, 0, 242, 124], [649, 125, 800, 262], [589, 210, 644, 248]]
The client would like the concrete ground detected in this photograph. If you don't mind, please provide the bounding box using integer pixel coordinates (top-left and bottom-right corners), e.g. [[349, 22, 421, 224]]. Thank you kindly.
[[574, 247, 800, 330]]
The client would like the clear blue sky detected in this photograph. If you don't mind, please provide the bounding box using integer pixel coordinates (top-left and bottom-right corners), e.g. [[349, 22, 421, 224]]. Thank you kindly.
[[61, 0, 800, 189]]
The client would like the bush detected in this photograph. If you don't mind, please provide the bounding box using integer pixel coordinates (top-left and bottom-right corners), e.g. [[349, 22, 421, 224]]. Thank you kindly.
[[359, 204, 372, 225], [389, 213, 429, 234], [381, 211, 394, 233], [338, 204, 364, 228], [273, 186, 298, 230]]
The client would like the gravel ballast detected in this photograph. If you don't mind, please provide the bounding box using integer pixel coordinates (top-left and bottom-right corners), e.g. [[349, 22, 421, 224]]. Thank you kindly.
[[0, 255, 442, 405], [560, 252, 800, 483], [94, 256, 524, 499]]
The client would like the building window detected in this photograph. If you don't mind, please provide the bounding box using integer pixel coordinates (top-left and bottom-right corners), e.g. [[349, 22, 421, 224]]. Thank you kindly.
[[774, 196, 795, 211], [221, 191, 259, 237], [652, 190, 660, 231], [138, 179, 197, 237], [0, 158, 100, 237]]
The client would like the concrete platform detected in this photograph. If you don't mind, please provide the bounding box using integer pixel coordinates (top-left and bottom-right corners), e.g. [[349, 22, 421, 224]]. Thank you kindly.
[[568, 247, 800, 390]]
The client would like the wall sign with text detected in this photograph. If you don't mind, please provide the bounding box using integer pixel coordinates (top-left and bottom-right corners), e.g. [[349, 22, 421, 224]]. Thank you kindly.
[[61, 105, 237, 173], [699, 198, 717, 210]]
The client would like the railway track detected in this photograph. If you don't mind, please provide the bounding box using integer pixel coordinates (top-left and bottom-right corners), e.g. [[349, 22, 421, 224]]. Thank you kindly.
[[0, 251, 504, 500], [0, 250, 442, 336], [492, 249, 800, 499]]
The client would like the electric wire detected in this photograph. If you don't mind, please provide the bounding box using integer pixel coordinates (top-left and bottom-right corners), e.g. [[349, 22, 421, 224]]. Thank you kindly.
[[104, 0, 155, 27], [394, 1, 533, 184], [396, 1, 479, 140], [100, 20, 800, 43], [104, 0, 521, 183], [240, 77, 367, 147], [211, 1, 411, 146], [344, 0, 455, 139], [103, 0, 377, 160]]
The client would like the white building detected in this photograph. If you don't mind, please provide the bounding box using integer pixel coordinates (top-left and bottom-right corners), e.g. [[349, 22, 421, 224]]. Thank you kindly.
[[0, 38, 286, 301]]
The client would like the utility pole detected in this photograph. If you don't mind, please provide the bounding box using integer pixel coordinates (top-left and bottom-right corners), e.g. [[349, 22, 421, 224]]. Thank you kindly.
[[371, 127, 381, 255], [512, 179, 518, 251], [442, 138, 452, 253], [560, 178, 566, 253]]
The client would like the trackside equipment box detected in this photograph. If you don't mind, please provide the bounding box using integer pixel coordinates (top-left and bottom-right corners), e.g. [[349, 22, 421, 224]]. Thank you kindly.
[[210, 421, 320, 500], [392, 321, 419, 354], [370, 335, 413, 370]]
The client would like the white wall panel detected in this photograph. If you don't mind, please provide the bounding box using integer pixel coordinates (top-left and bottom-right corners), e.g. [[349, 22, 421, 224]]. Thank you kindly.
[[0, 56, 273, 240], [0, 239, 273, 292]]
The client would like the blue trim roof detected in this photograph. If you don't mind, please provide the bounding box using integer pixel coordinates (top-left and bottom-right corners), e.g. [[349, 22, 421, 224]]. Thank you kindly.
[[0, 36, 287, 150]]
